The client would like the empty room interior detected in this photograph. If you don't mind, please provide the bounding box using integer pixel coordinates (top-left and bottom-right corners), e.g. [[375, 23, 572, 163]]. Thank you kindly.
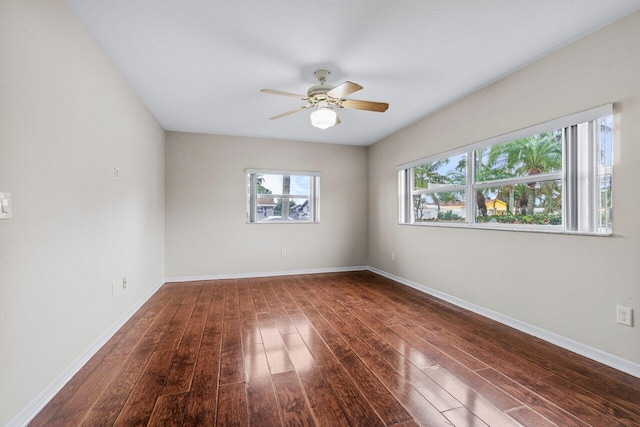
[[2, 1, 640, 426]]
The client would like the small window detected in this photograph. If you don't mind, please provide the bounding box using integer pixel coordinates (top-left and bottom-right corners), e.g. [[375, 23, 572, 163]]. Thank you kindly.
[[246, 169, 320, 223], [398, 104, 613, 235]]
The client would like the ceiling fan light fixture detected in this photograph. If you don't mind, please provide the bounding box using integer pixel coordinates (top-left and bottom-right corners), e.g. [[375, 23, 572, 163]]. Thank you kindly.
[[310, 104, 337, 129]]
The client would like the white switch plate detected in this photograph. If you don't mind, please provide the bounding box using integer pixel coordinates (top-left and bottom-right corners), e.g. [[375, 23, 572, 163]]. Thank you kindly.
[[0, 193, 12, 219]]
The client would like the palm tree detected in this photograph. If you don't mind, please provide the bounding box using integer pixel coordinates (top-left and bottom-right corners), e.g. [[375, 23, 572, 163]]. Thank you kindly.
[[413, 159, 451, 219], [486, 131, 562, 215], [513, 184, 532, 215], [473, 151, 513, 218], [539, 181, 562, 214], [256, 175, 271, 194]]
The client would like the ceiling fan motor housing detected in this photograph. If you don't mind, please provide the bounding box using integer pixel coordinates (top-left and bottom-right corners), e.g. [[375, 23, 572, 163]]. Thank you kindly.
[[307, 69, 335, 102], [307, 84, 335, 99]]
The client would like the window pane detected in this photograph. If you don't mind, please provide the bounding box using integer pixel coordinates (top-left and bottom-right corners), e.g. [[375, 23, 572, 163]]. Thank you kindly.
[[258, 198, 310, 222], [598, 116, 613, 231], [476, 180, 562, 225], [257, 174, 311, 197], [475, 130, 562, 181], [414, 154, 466, 190], [290, 175, 311, 195], [599, 175, 612, 230], [413, 191, 466, 222], [600, 116, 613, 167], [256, 174, 282, 194]]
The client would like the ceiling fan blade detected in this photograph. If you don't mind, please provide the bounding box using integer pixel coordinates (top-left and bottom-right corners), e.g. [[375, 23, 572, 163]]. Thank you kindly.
[[327, 81, 363, 99], [268, 106, 308, 120], [341, 99, 389, 113], [261, 89, 307, 99]]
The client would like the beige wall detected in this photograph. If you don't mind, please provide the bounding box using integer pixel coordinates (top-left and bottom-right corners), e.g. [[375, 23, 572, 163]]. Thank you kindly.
[[165, 132, 368, 278], [0, 1, 165, 423], [369, 11, 640, 364]]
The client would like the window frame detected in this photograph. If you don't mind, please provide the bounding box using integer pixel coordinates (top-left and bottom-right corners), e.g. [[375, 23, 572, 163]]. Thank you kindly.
[[397, 104, 613, 235], [246, 169, 320, 224]]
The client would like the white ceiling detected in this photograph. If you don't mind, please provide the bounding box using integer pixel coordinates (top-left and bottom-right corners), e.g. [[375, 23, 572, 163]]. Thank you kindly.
[[65, 0, 640, 146]]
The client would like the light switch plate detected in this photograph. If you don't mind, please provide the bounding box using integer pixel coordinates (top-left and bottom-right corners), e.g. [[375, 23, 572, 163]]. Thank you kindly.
[[0, 193, 11, 219]]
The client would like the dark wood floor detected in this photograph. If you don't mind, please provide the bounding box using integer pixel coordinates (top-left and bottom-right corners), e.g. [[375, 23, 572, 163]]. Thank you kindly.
[[30, 271, 640, 426]]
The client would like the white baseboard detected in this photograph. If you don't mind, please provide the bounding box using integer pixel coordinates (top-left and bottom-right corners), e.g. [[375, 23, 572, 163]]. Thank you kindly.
[[164, 265, 369, 283], [7, 279, 166, 427], [368, 266, 640, 378]]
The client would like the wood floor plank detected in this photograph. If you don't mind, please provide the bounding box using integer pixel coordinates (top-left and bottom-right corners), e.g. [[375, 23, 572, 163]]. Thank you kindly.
[[346, 304, 437, 369], [29, 351, 112, 426], [238, 281, 263, 345], [161, 287, 211, 395], [31, 272, 640, 427], [297, 367, 352, 427], [506, 406, 557, 427], [200, 284, 225, 348], [442, 406, 489, 427], [155, 301, 197, 351], [272, 371, 316, 427], [220, 344, 245, 386], [540, 372, 640, 426], [340, 351, 413, 425], [220, 282, 245, 385], [256, 312, 295, 374], [217, 382, 249, 426], [80, 348, 154, 426], [284, 284, 355, 361], [321, 363, 385, 427], [475, 367, 589, 426], [113, 350, 176, 426], [289, 310, 340, 367], [271, 280, 300, 312], [182, 350, 221, 427], [247, 375, 282, 426], [249, 281, 270, 314], [147, 392, 187, 426], [264, 279, 298, 335], [32, 355, 123, 427]]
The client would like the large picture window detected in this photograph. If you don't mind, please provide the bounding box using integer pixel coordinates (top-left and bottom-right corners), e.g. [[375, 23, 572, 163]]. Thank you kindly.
[[246, 169, 320, 223], [398, 105, 613, 235]]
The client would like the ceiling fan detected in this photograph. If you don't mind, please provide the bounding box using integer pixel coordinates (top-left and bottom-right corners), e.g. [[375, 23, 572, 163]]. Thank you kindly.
[[261, 69, 389, 129]]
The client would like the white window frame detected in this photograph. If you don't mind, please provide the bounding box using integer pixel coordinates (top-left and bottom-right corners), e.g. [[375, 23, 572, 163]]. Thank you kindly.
[[246, 169, 320, 224], [397, 104, 613, 235]]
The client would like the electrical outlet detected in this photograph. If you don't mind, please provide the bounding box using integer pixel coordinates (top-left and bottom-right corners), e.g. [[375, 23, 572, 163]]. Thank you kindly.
[[122, 276, 127, 290], [391, 252, 396, 262], [350, 248, 356, 256], [617, 306, 633, 326], [281, 249, 287, 257]]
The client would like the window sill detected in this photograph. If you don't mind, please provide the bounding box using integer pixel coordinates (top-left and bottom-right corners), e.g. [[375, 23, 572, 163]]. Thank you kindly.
[[399, 221, 613, 237], [247, 221, 319, 225]]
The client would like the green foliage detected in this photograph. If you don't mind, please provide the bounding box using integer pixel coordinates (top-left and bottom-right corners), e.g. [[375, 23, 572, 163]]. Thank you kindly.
[[256, 175, 271, 194], [436, 211, 464, 221], [476, 213, 562, 225], [274, 199, 295, 216]]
